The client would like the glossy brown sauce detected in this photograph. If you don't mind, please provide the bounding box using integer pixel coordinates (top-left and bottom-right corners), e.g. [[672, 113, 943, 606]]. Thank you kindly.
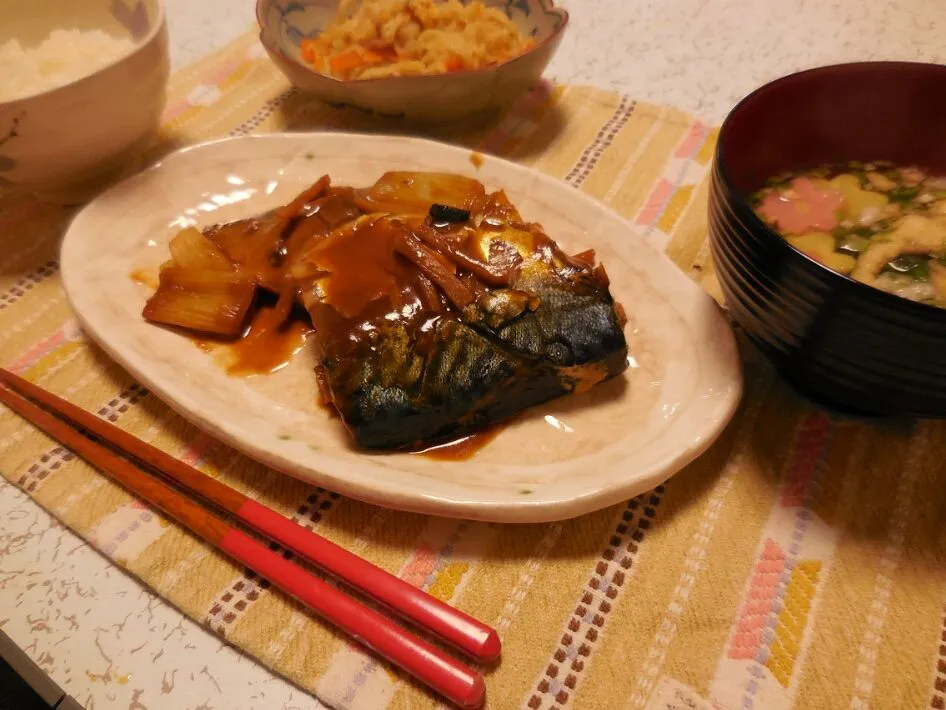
[[417, 426, 504, 460], [224, 303, 313, 376], [298, 214, 470, 366], [296, 191, 566, 358], [305, 215, 422, 319], [192, 300, 313, 376]]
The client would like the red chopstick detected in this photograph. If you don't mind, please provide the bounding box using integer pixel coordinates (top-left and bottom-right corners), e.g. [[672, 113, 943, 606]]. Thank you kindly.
[[0, 368, 500, 665], [0, 378, 487, 709]]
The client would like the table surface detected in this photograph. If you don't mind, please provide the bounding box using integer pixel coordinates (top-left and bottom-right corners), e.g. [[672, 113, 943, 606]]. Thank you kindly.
[[2, 2, 944, 709]]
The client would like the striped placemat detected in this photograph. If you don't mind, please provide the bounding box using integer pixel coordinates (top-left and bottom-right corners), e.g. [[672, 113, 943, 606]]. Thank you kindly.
[[3, 28, 946, 710]]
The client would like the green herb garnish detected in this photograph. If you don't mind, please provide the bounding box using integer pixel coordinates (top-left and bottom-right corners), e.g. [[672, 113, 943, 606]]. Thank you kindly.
[[837, 234, 871, 255], [888, 185, 922, 203], [832, 225, 876, 245], [885, 254, 930, 281]]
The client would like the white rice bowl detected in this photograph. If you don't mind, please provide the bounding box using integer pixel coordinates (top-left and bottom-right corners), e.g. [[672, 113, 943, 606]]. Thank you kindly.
[[0, 29, 136, 102]]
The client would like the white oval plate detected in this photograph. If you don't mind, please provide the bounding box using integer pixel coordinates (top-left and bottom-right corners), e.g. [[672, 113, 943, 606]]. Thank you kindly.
[[60, 133, 742, 523]]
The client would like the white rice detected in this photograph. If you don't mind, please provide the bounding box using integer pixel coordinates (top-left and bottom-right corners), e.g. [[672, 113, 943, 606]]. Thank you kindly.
[[0, 28, 137, 102]]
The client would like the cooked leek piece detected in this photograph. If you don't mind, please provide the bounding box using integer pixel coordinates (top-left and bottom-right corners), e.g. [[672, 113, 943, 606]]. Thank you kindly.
[[203, 213, 287, 292], [167, 227, 236, 271], [358, 171, 487, 214], [143, 267, 256, 337]]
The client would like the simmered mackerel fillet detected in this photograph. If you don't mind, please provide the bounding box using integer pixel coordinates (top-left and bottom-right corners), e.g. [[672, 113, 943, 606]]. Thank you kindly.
[[143, 171, 629, 451]]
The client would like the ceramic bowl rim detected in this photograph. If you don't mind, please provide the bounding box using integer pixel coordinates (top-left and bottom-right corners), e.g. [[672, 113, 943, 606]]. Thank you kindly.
[[714, 60, 946, 321], [0, 0, 168, 109], [255, 0, 569, 86]]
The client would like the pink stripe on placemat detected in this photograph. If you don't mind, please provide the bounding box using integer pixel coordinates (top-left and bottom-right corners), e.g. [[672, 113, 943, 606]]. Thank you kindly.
[[162, 56, 256, 121], [162, 100, 193, 122], [401, 545, 441, 588], [637, 119, 711, 229], [674, 120, 709, 158], [636, 178, 674, 225], [7, 326, 68, 374], [207, 56, 249, 86], [728, 538, 786, 660]]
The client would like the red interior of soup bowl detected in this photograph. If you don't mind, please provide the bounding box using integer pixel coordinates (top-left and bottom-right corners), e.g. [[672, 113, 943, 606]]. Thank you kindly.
[[719, 62, 946, 195], [709, 61, 946, 418]]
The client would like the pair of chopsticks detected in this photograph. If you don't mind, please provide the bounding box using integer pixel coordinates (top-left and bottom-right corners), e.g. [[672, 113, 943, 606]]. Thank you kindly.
[[0, 368, 497, 709]]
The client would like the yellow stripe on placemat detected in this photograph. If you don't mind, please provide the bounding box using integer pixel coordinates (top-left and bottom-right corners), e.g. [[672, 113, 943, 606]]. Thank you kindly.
[[5, 26, 946, 710]]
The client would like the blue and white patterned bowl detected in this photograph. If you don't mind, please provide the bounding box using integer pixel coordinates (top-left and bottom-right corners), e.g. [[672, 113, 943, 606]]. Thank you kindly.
[[256, 0, 568, 123]]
